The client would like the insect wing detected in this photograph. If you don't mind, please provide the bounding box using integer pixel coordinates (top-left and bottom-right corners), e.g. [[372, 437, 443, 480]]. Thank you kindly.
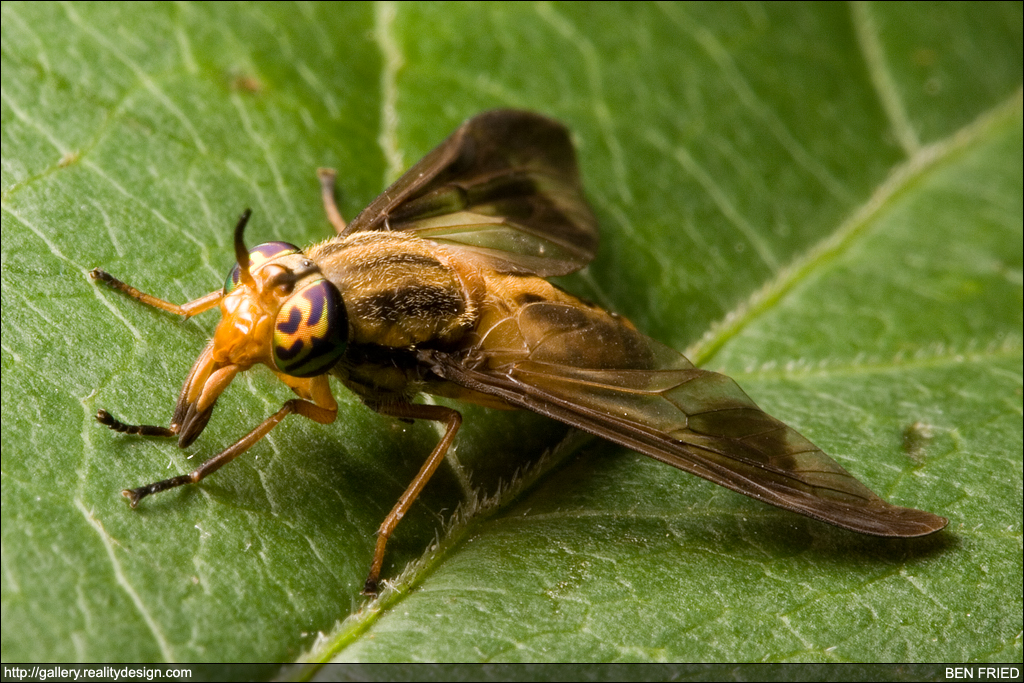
[[345, 110, 599, 277], [424, 300, 948, 538]]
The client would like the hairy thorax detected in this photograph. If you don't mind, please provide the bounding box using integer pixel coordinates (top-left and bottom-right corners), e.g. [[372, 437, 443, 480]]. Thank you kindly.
[[309, 231, 481, 349]]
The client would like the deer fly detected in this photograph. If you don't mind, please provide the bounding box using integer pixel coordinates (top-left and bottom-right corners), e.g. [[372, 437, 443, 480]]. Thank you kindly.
[[92, 109, 947, 595]]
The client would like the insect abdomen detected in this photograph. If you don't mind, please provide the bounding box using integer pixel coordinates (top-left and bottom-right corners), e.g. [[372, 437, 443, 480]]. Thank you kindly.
[[472, 272, 657, 372]]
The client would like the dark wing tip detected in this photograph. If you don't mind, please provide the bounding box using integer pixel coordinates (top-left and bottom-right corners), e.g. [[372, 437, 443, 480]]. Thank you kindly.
[[869, 505, 949, 538], [814, 499, 948, 538]]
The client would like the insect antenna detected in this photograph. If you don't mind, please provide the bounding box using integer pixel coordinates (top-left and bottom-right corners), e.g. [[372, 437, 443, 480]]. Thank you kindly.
[[233, 208, 255, 288]]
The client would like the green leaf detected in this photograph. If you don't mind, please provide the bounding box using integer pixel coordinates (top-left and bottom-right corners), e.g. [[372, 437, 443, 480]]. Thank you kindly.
[[2, 1, 1020, 669]]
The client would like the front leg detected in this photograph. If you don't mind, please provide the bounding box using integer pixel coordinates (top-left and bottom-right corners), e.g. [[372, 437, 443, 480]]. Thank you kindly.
[[90, 270, 223, 441], [121, 374, 338, 506], [96, 409, 178, 438], [90, 269, 222, 318]]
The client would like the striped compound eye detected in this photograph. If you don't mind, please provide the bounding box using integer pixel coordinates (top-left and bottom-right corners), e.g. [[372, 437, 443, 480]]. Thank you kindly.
[[224, 242, 300, 294], [273, 278, 348, 377]]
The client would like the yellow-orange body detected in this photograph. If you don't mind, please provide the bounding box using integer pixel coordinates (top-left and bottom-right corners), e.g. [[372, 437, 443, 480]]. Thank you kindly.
[[92, 109, 945, 596]]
